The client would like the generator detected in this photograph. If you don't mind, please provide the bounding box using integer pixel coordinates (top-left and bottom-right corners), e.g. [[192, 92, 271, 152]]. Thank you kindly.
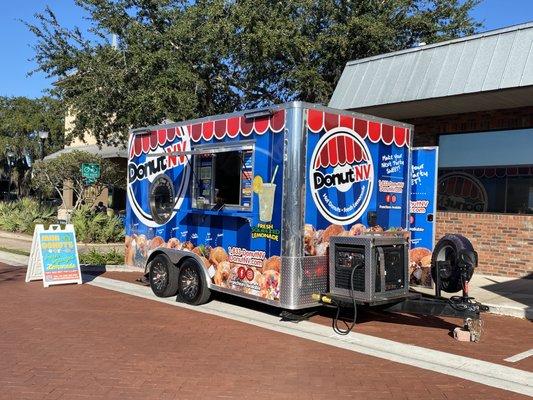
[[329, 234, 409, 304]]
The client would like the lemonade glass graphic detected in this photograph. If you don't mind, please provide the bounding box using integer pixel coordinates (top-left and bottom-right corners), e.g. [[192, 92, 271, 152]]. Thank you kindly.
[[258, 183, 276, 222], [253, 175, 276, 223]]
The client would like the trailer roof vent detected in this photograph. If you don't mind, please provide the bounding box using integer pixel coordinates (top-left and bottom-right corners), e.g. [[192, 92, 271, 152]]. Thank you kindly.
[[244, 108, 273, 120]]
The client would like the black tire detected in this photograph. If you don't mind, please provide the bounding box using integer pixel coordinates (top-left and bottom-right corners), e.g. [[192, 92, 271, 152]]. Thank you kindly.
[[431, 234, 476, 293], [176, 259, 211, 305], [149, 254, 179, 297]]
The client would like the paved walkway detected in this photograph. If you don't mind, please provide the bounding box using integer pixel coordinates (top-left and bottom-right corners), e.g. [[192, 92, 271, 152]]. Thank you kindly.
[[413, 273, 533, 319], [1, 262, 532, 399], [0, 230, 122, 255]]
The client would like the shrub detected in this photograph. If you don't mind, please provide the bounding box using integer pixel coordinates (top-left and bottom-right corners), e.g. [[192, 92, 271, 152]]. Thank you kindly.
[[79, 249, 124, 265], [0, 198, 56, 234], [71, 206, 124, 243]]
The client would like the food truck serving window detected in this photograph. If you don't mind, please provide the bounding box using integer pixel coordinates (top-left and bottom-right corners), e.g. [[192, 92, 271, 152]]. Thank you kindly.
[[192, 145, 254, 211]]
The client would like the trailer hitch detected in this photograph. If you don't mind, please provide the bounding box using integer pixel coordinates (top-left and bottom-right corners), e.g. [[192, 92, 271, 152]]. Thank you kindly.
[[448, 295, 489, 314]]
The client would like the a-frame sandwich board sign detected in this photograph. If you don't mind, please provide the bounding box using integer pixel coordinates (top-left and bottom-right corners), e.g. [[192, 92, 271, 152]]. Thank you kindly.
[[25, 224, 82, 287], [26, 224, 44, 282]]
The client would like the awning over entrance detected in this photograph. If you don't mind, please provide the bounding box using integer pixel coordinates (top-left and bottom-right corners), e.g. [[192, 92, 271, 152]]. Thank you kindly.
[[329, 22, 533, 120]]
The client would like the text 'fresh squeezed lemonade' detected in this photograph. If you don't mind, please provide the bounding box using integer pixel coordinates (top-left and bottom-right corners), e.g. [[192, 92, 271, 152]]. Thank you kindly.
[[259, 183, 276, 223]]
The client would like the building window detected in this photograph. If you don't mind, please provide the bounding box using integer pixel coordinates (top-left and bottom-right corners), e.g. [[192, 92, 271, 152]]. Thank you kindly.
[[437, 167, 533, 214], [191, 144, 254, 211], [437, 129, 533, 215]]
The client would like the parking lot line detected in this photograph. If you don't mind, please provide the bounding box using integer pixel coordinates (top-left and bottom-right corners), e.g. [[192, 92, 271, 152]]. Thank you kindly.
[[86, 275, 533, 397], [505, 349, 533, 363]]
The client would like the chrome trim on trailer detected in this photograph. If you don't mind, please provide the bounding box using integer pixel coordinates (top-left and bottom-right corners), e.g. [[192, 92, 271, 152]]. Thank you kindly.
[[279, 256, 328, 309], [209, 285, 282, 308], [281, 103, 306, 258], [280, 104, 307, 308]]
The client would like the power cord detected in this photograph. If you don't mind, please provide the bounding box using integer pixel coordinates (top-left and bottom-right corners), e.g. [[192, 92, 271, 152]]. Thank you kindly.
[[332, 263, 358, 335]]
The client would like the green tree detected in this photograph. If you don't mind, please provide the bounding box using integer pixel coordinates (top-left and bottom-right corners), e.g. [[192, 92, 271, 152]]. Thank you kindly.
[[0, 96, 65, 196], [26, 0, 480, 145], [32, 150, 125, 213]]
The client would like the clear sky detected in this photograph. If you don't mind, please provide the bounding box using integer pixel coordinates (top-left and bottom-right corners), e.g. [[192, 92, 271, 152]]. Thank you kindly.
[[1, 0, 532, 99]]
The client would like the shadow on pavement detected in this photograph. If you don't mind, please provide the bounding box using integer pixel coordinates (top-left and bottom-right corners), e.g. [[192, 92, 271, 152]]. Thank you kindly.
[[0, 265, 26, 283], [85, 269, 461, 334], [82, 270, 105, 283], [210, 291, 459, 333]]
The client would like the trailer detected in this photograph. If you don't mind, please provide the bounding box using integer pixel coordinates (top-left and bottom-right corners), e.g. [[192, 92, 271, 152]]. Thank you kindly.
[[125, 102, 486, 338]]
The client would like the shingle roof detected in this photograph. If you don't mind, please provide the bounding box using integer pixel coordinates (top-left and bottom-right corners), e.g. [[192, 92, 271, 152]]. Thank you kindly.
[[329, 22, 533, 110]]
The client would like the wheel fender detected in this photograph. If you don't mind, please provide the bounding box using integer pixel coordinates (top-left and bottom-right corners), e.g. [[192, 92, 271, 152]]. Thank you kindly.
[[145, 248, 213, 289]]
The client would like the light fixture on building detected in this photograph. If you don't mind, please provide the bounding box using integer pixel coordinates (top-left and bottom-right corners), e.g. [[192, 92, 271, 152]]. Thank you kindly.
[[38, 131, 49, 140], [38, 131, 49, 160]]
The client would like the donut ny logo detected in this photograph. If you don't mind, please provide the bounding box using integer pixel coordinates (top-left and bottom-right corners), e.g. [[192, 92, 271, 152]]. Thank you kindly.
[[127, 126, 191, 227], [310, 127, 374, 225]]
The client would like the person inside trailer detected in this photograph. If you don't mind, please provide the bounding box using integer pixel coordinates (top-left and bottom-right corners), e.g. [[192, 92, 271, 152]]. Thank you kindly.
[[213, 188, 225, 211]]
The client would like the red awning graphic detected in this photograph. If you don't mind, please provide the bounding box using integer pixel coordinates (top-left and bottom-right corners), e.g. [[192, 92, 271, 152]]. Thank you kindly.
[[314, 135, 368, 169], [130, 110, 285, 157], [467, 167, 533, 178], [443, 175, 484, 201], [307, 109, 410, 147]]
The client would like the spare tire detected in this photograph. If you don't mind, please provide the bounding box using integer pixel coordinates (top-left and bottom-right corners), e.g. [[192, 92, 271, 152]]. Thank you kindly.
[[431, 234, 476, 293]]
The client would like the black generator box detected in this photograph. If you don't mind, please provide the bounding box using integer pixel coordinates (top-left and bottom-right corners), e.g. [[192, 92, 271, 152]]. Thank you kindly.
[[329, 234, 409, 303]]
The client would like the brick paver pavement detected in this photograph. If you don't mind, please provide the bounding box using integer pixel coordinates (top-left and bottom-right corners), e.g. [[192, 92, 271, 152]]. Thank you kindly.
[[101, 270, 533, 371], [0, 263, 530, 400]]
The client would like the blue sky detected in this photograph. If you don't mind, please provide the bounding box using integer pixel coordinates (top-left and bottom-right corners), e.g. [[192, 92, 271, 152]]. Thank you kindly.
[[1, 0, 532, 98]]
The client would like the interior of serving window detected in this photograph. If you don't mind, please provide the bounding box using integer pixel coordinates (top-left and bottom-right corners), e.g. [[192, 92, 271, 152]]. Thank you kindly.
[[191, 144, 254, 211]]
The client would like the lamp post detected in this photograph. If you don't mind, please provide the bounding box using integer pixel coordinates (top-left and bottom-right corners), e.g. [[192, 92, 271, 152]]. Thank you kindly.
[[5, 150, 15, 201], [38, 131, 49, 160]]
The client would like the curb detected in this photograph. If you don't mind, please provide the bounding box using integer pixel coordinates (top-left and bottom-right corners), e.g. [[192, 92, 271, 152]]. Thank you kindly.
[[81, 264, 143, 273], [485, 303, 533, 320], [0, 250, 30, 266]]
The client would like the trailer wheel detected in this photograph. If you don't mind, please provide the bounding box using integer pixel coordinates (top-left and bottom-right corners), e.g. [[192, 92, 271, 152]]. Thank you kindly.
[[149, 254, 179, 297], [431, 234, 476, 293], [176, 259, 211, 305]]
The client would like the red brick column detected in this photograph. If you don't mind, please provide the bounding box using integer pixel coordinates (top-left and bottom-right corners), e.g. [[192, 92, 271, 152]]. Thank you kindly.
[[435, 211, 532, 278]]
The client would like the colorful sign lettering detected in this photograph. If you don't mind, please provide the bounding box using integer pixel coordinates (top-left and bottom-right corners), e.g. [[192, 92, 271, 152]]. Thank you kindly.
[[26, 224, 82, 287], [409, 147, 438, 288]]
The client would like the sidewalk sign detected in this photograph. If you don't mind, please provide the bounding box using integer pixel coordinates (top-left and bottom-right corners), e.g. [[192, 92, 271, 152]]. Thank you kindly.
[[25, 224, 82, 287], [409, 147, 439, 288], [25, 224, 44, 282]]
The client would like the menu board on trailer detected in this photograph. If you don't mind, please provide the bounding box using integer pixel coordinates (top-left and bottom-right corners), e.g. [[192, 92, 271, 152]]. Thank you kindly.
[[409, 147, 438, 288], [241, 150, 253, 208]]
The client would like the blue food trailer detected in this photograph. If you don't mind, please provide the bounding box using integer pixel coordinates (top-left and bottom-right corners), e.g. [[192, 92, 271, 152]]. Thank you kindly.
[[125, 102, 414, 309], [126, 102, 485, 340]]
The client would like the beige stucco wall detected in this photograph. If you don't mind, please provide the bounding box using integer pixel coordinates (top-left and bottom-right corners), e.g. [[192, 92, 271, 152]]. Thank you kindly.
[[65, 108, 99, 147]]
